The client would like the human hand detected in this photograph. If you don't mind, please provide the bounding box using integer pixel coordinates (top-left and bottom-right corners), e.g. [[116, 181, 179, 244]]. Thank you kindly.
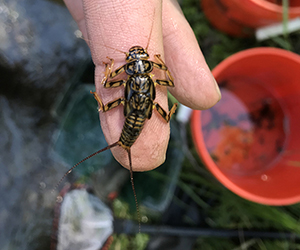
[[63, 0, 221, 171]]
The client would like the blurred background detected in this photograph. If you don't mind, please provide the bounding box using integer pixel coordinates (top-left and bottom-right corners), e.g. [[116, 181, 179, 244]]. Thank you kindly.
[[2, 0, 300, 249]]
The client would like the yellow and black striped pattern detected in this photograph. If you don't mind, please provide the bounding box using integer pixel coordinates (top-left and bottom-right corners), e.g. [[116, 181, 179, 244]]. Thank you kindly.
[[125, 59, 153, 75], [126, 46, 149, 61], [119, 112, 147, 149]]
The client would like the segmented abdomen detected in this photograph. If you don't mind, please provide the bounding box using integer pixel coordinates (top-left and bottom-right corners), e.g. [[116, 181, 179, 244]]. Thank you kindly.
[[119, 112, 146, 149]]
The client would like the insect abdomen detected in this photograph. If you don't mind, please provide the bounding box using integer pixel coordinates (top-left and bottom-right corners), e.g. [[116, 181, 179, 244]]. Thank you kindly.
[[119, 112, 146, 149]]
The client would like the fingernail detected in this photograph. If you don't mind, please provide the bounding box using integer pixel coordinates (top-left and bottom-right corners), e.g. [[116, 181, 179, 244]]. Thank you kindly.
[[214, 78, 222, 102]]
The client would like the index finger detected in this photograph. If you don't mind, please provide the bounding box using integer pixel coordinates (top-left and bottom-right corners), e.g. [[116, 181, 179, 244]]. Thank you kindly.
[[66, 0, 172, 171], [162, 0, 221, 110]]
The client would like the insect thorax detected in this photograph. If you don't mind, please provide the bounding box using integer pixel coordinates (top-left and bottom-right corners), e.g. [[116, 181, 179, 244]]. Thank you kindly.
[[127, 75, 153, 92], [125, 59, 153, 75]]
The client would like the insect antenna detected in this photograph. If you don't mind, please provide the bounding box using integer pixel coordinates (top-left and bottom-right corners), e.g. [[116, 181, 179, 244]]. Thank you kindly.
[[52, 141, 119, 193], [145, 7, 156, 51], [127, 148, 141, 233], [78, 34, 128, 56], [102, 44, 128, 56]]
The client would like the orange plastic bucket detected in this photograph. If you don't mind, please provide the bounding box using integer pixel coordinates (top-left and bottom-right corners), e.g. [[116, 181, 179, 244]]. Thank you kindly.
[[201, 0, 300, 36], [191, 47, 300, 205]]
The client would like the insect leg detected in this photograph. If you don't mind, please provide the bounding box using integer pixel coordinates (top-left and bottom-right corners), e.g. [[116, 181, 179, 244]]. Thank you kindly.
[[154, 78, 174, 87], [152, 54, 174, 87], [101, 58, 114, 85], [110, 65, 126, 78], [101, 57, 126, 85], [90, 91, 125, 112], [103, 79, 126, 88], [153, 102, 178, 122]]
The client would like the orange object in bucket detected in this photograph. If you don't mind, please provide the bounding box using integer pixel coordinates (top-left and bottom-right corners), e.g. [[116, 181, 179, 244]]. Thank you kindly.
[[191, 48, 300, 205]]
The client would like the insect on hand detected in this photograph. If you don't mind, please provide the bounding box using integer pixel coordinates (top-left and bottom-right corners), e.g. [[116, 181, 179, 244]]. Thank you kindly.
[[54, 16, 177, 234]]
